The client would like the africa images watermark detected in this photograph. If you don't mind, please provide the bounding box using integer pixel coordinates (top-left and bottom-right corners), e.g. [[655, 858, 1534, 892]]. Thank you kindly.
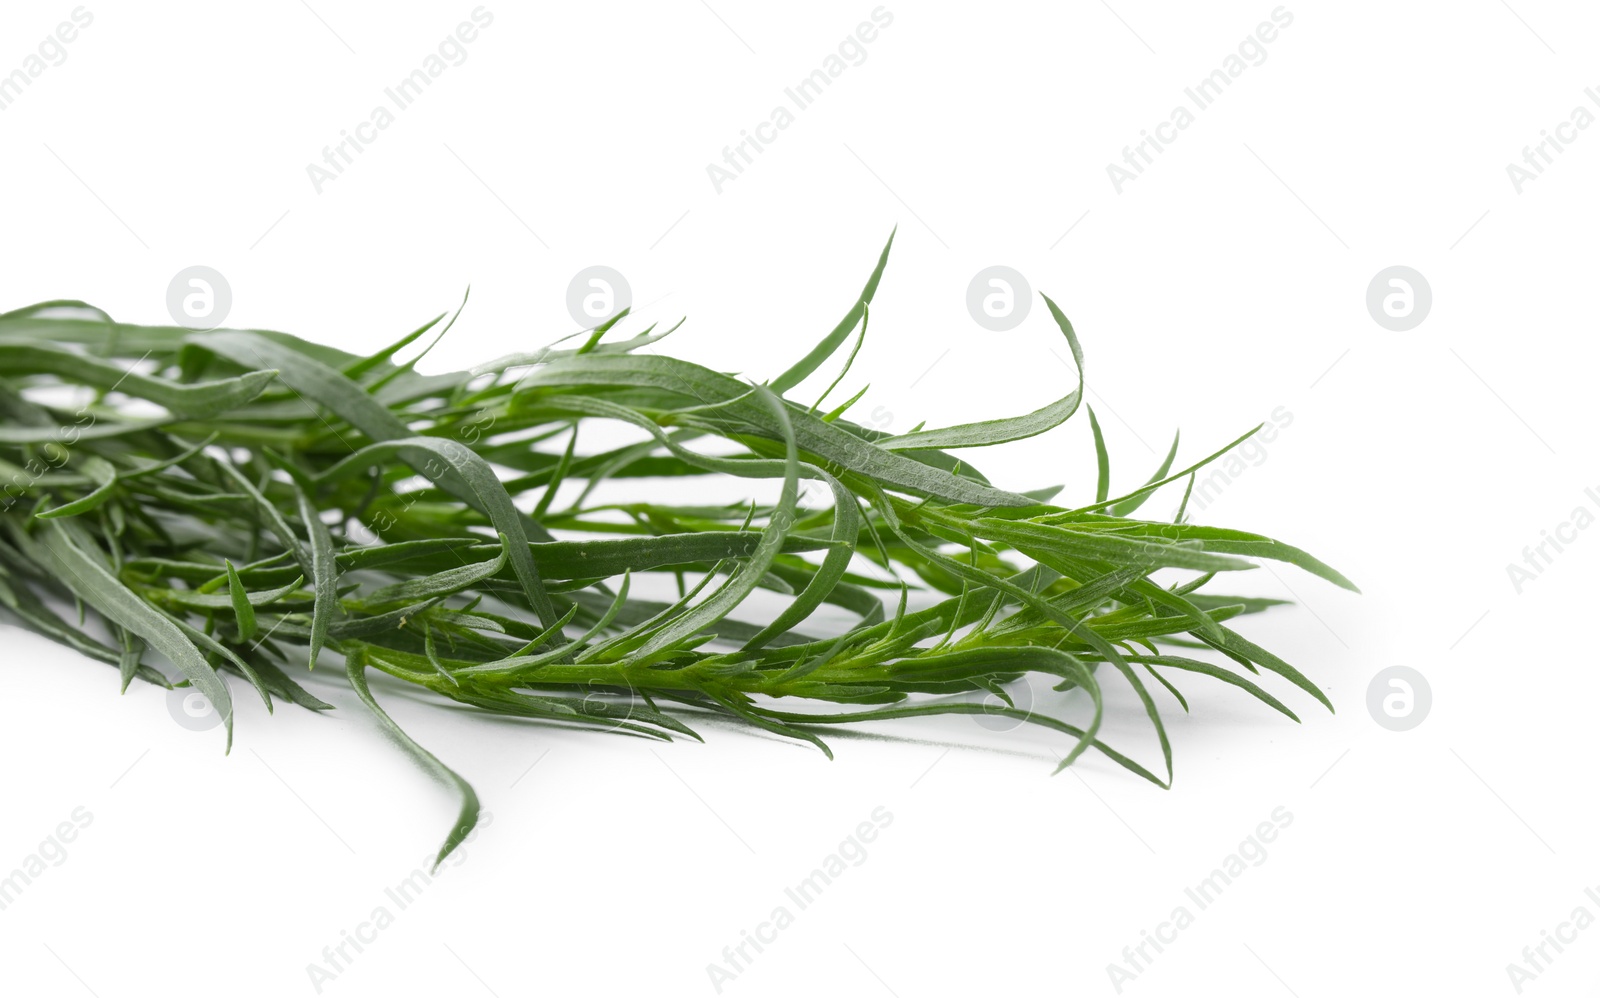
[[1169, 406, 1293, 518], [304, 812, 494, 992], [0, 807, 94, 913], [705, 805, 894, 992], [1105, 6, 1294, 193], [0, 6, 94, 113], [705, 6, 894, 193], [1504, 885, 1600, 993], [1504, 484, 1600, 594], [1, 409, 99, 514], [1105, 806, 1293, 992], [1505, 87, 1600, 194], [305, 6, 495, 193]]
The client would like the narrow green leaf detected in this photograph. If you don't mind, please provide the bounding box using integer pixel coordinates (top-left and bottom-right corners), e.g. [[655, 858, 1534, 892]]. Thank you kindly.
[[346, 649, 480, 871], [771, 228, 894, 394], [1111, 430, 1180, 517], [875, 291, 1084, 451], [1088, 406, 1110, 504], [226, 560, 258, 642], [293, 483, 340, 670], [23, 520, 233, 750]]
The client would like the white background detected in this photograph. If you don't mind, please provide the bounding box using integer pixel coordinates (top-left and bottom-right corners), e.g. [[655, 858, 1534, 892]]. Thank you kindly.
[[1, 1, 1597, 995]]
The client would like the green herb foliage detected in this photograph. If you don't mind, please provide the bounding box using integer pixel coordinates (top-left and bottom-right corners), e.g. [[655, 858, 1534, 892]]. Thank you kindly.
[[0, 237, 1354, 868]]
